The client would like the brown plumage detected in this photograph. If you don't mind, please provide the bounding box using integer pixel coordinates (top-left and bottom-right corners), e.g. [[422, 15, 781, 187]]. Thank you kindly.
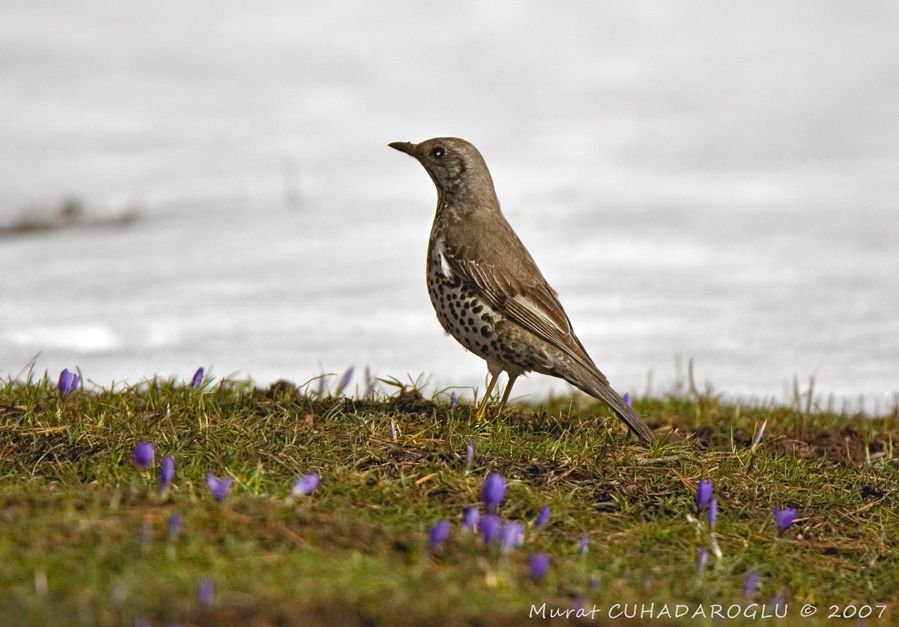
[[389, 137, 654, 443]]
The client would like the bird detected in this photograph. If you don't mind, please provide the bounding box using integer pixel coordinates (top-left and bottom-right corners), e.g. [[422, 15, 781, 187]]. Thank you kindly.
[[389, 137, 654, 443]]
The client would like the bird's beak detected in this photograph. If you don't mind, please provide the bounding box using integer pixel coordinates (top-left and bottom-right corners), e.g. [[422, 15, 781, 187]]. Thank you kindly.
[[388, 141, 417, 156]]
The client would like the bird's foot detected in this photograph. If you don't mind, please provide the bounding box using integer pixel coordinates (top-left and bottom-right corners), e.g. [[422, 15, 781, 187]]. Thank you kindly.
[[473, 402, 512, 423]]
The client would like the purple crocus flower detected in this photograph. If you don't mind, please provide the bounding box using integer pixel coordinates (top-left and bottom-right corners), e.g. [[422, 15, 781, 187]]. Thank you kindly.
[[534, 506, 550, 529], [578, 532, 589, 557], [389, 418, 396, 440], [291, 473, 320, 497], [428, 519, 452, 551], [132, 442, 155, 469], [205, 473, 233, 502], [743, 570, 759, 597], [335, 366, 354, 397], [708, 498, 718, 529], [462, 506, 480, 531], [197, 579, 214, 608], [500, 520, 525, 552], [57, 368, 80, 396], [528, 553, 550, 581], [774, 507, 796, 533], [158, 455, 175, 490], [696, 480, 713, 510], [167, 512, 182, 540], [479, 514, 502, 545], [190, 367, 204, 388], [696, 547, 709, 577], [465, 440, 474, 471], [449, 391, 459, 408], [623, 392, 632, 407], [481, 473, 506, 512]]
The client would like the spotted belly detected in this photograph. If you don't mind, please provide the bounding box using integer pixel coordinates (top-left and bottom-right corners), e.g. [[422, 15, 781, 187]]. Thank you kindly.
[[425, 249, 551, 376], [426, 257, 499, 360]]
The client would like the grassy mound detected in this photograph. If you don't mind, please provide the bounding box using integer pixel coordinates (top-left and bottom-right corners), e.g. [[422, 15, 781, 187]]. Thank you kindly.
[[0, 374, 896, 625]]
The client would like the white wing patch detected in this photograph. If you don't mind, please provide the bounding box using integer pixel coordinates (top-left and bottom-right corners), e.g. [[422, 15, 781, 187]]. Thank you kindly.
[[434, 237, 454, 279], [511, 293, 569, 337]]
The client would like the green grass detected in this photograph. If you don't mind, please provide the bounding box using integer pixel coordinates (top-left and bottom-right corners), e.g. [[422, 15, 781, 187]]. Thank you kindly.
[[0, 372, 897, 626]]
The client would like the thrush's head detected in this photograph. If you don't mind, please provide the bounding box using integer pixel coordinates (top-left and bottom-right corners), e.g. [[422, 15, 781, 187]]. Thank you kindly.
[[389, 137, 497, 207]]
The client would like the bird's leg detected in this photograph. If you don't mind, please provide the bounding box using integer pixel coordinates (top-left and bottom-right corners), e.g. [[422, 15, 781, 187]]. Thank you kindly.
[[473, 372, 500, 422], [496, 374, 519, 416]]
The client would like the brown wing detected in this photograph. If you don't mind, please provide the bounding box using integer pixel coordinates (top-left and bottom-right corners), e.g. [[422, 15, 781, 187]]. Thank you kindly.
[[442, 210, 609, 384]]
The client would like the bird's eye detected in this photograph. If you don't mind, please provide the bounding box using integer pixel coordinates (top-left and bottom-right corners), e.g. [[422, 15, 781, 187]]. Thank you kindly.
[[431, 146, 445, 159]]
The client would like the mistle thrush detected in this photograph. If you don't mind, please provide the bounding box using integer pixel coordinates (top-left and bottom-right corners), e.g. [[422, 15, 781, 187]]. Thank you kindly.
[[389, 137, 654, 443]]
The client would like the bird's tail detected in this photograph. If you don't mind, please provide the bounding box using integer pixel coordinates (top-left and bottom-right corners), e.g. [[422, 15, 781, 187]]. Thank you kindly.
[[569, 369, 655, 444]]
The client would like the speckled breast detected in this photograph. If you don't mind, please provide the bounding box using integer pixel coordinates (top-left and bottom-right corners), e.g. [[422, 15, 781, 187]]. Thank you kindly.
[[426, 239, 502, 362]]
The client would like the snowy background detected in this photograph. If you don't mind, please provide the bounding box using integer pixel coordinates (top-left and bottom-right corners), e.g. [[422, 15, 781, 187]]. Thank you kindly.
[[1, 1, 897, 409]]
